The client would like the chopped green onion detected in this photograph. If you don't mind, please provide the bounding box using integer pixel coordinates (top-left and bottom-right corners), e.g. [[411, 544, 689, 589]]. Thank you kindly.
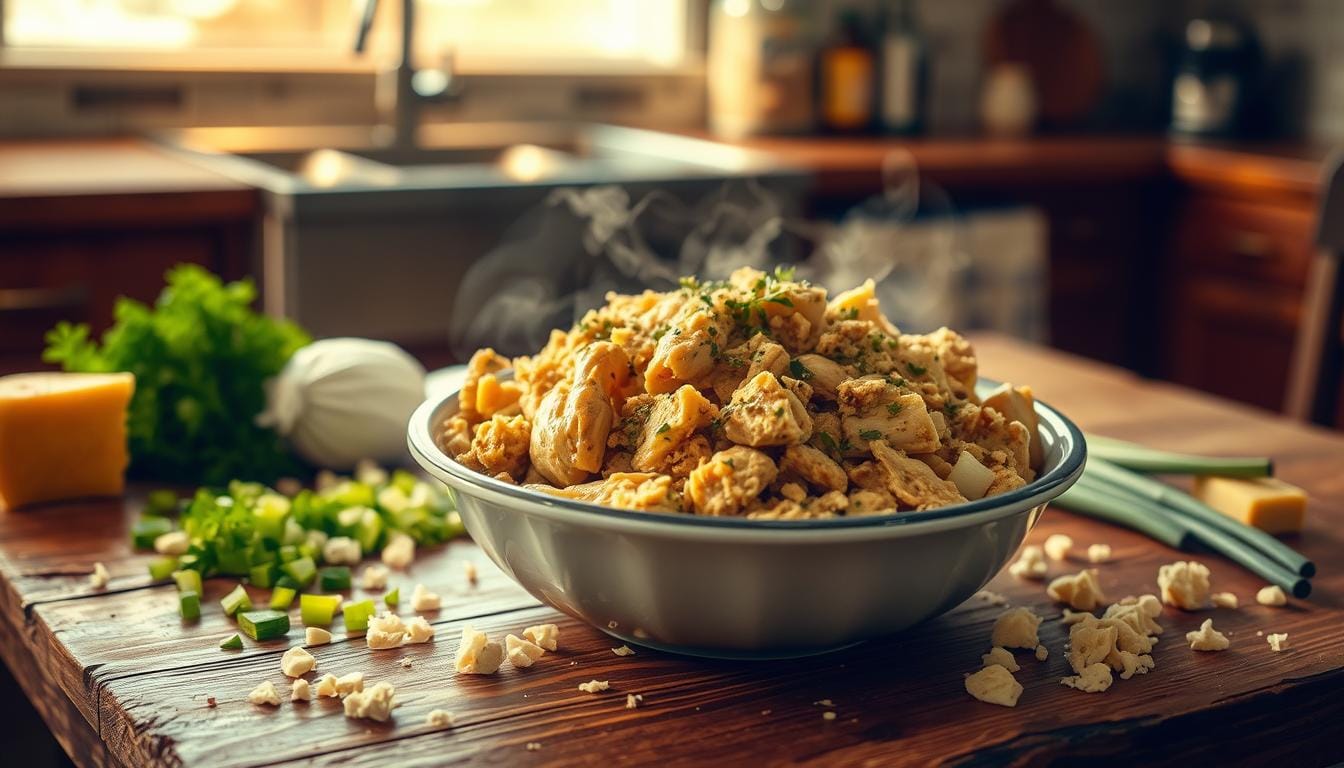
[[172, 569, 203, 595], [252, 493, 291, 540], [220, 584, 252, 617], [1087, 458, 1314, 578], [300, 594, 342, 627], [384, 587, 399, 608], [148, 556, 179, 581], [269, 586, 297, 610], [1086, 435, 1273, 478], [342, 599, 375, 633], [318, 566, 352, 592], [355, 512, 384, 552], [281, 556, 317, 587], [249, 563, 276, 589], [219, 633, 243, 650], [278, 545, 299, 563], [145, 489, 180, 516], [1056, 481, 1193, 549], [274, 574, 300, 591], [238, 609, 290, 641], [1063, 475, 1310, 598], [179, 591, 201, 621], [132, 517, 174, 550]]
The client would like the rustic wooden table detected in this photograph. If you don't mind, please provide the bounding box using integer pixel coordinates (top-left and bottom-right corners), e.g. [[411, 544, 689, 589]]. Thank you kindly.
[[2, 335, 1341, 767]]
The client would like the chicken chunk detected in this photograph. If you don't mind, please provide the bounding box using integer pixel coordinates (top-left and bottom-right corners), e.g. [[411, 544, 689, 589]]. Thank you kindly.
[[837, 377, 939, 454], [722, 372, 812, 447], [645, 308, 730, 395], [826, 278, 900, 337], [982, 383, 1042, 470], [794, 354, 847, 401], [470, 414, 531, 480], [779, 444, 848, 493], [630, 385, 718, 473], [529, 342, 630, 486], [870, 440, 967, 509], [686, 446, 778, 516], [922, 326, 978, 400], [529, 472, 679, 513]]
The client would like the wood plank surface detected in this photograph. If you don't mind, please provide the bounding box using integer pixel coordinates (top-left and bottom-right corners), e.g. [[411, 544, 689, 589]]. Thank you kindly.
[[2, 334, 1342, 767]]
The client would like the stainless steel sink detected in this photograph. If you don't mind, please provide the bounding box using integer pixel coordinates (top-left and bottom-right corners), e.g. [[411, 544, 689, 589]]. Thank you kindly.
[[151, 122, 810, 361]]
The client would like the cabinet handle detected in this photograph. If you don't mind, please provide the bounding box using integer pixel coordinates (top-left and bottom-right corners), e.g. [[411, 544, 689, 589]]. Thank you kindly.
[[1228, 231, 1273, 260], [0, 284, 88, 312]]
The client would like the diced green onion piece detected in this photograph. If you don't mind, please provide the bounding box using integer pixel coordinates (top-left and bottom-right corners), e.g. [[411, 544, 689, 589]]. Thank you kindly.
[[148, 556, 179, 581], [274, 574, 300, 591], [253, 493, 291, 540], [384, 587, 399, 608], [278, 545, 299, 563], [172, 569, 203, 595], [281, 517, 306, 546], [300, 594, 342, 627], [298, 543, 320, 562], [219, 633, 243, 650], [1085, 434, 1273, 478], [132, 517, 174, 550], [249, 563, 276, 589], [220, 584, 252, 617], [238, 609, 290, 641], [269, 585, 297, 610], [145, 489, 180, 516], [281, 556, 317, 587], [318, 566, 352, 592], [355, 512, 384, 553], [342, 599, 375, 633], [179, 590, 201, 621]]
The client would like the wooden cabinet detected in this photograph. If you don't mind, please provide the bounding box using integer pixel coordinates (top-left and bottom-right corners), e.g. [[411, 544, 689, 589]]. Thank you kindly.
[[1162, 191, 1316, 412]]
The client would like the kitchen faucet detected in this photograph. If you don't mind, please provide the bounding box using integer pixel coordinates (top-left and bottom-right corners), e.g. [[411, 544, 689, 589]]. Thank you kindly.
[[354, 0, 460, 150]]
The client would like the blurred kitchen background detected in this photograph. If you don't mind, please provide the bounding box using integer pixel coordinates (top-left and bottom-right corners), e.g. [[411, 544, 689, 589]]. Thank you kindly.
[[3, 0, 1344, 428]]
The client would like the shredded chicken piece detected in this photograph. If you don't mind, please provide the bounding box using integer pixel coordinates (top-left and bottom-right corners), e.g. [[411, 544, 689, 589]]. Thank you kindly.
[[779, 444, 848, 492], [869, 440, 966, 509], [838, 377, 939, 454], [529, 342, 630, 486], [722, 372, 812, 448], [529, 472, 679, 513], [686, 446, 778, 516]]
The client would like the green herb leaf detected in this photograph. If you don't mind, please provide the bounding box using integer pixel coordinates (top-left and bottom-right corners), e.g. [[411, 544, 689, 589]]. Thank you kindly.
[[656, 422, 671, 435], [859, 429, 883, 440], [887, 402, 904, 415], [907, 363, 928, 377]]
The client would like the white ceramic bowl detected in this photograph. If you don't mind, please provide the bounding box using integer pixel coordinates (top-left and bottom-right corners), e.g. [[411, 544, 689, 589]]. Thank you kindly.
[[409, 380, 1086, 659]]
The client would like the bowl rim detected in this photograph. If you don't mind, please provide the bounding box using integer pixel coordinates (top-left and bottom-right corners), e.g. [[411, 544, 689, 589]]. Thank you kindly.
[[407, 375, 1087, 533]]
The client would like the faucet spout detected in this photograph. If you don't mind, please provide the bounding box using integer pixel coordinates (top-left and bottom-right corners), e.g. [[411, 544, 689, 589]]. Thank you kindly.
[[352, 0, 457, 151]]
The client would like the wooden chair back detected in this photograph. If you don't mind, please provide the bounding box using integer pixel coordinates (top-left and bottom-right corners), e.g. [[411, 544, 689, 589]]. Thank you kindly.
[[1285, 149, 1344, 425]]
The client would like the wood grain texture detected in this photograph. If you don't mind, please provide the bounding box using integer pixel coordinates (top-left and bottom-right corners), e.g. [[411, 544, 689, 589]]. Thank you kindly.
[[2, 335, 1342, 767]]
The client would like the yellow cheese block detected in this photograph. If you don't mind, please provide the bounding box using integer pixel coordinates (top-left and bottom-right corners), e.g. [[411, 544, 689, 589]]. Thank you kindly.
[[0, 372, 135, 511], [1192, 475, 1307, 534]]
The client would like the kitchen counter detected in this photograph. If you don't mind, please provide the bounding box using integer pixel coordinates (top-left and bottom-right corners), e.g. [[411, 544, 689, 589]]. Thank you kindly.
[[0, 138, 257, 228], [1, 334, 1340, 767], [692, 132, 1331, 200]]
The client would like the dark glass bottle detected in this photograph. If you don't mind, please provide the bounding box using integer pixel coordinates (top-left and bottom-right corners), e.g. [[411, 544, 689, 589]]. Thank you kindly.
[[878, 0, 928, 134], [817, 9, 876, 133]]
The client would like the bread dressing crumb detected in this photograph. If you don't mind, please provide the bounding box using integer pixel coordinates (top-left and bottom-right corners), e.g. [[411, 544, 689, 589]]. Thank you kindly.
[[1043, 534, 1073, 561], [1211, 592, 1239, 609], [813, 699, 834, 707], [206, 696, 217, 708], [426, 709, 454, 728], [89, 562, 110, 590], [1008, 545, 1048, 580], [964, 665, 1023, 707], [526, 742, 542, 752], [822, 711, 837, 721], [578, 680, 610, 694], [981, 646, 1020, 672], [992, 607, 1042, 649], [1256, 585, 1287, 606], [464, 560, 478, 586], [1186, 618, 1231, 651], [1157, 561, 1212, 610], [1047, 569, 1106, 611], [1034, 645, 1048, 661], [612, 645, 636, 657], [1060, 663, 1113, 693], [1086, 544, 1112, 563], [399, 657, 414, 669], [1267, 633, 1290, 652], [625, 694, 643, 709], [974, 589, 1009, 606]]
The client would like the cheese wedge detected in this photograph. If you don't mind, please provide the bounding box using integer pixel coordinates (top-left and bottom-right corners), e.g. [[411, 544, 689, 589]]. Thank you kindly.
[[0, 372, 134, 510], [1192, 475, 1307, 534]]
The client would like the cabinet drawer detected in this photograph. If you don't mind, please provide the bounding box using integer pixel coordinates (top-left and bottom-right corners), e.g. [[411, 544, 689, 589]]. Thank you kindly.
[[1172, 195, 1315, 288]]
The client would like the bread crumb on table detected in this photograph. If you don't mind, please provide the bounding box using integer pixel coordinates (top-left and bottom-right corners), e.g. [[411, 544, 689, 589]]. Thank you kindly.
[[89, 562, 110, 590], [1047, 569, 1106, 611], [625, 694, 643, 709], [992, 607, 1042, 649], [981, 646, 1020, 672], [1257, 585, 1287, 606], [526, 742, 542, 752], [1060, 663, 1113, 693], [822, 711, 837, 721], [1034, 645, 1049, 661], [612, 645, 636, 657], [1267, 633, 1290, 652], [1211, 592, 1239, 609], [1186, 618, 1231, 651], [1044, 534, 1073, 561], [1008, 545, 1048, 580], [426, 709, 455, 728], [578, 680, 610, 694], [1157, 561, 1212, 610], [247, 681, 281, 707], [1086, 544, 1112, 563], [964, 665, 1023, 707], [464, 560, 478, 586], [974, 589, 1009, 606]]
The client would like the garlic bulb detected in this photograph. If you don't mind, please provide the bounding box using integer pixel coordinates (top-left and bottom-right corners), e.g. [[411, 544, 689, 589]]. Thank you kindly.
[[258, 338, 426, 470]]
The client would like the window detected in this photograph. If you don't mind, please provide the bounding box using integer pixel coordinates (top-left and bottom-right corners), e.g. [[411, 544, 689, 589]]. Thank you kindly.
[[2, 0, 693, 71]]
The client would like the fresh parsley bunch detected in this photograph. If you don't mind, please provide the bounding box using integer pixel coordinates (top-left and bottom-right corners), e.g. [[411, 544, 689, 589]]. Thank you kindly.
[[44, 265, 311, 484]]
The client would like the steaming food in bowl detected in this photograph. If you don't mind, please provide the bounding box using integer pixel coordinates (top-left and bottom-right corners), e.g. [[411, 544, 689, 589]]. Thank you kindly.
[[436, 267, 1043, 520]]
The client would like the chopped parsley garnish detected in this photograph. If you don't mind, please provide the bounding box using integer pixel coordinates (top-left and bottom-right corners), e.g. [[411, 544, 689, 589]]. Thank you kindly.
[[840, 307, 859, 320], [788, 359, 813, 380], [722, 458, 735, 468], [772, 265, 796, 282], [907, 363, 927, 377], [818, 432, 839, 453], [886, 402, 903, 415], [699, 294, 713, 306], [764, 296, 793, 308], [943, 401, 960, 417], [655, 422, 671, 435], [859, 429, 882, 440], [774, 406, 785, 418], [652, 325, 669, 341], [679, 276, 700, 291]]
